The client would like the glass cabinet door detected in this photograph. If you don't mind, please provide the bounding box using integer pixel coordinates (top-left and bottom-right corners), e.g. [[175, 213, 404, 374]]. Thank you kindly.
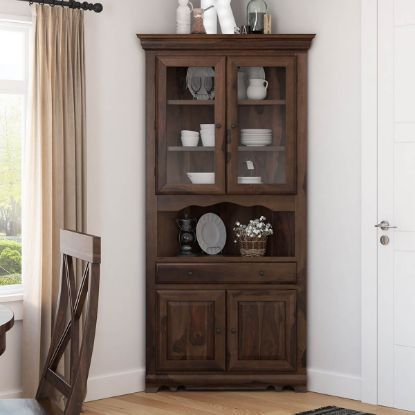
[[156, 56, 226, 194], [227, 57, 297, 194]]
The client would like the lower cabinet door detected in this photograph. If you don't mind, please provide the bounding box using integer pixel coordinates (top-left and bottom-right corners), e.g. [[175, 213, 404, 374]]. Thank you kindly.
[[157, 290, 226, 371], [227, 290, 297, 371]]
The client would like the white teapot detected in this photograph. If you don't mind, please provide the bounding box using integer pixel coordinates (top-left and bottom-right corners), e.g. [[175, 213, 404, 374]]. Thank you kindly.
[[247, 78, 269, 100]]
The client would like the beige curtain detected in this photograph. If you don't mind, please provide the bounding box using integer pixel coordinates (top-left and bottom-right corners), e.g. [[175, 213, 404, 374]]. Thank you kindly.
[[22, 4, 86, 397]]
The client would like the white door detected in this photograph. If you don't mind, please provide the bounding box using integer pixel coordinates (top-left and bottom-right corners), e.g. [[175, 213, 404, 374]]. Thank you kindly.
[[378, 0, 415, 411]]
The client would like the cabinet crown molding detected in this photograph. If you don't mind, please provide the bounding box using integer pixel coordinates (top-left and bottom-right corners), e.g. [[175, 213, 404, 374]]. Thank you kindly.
[[137, 34, 316, 51]]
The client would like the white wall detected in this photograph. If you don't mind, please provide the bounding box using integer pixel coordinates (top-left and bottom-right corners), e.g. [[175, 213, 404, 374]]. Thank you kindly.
[[0, 0, 363, 402], [83, 0, 176, 401], [262, 0, 362, 399]]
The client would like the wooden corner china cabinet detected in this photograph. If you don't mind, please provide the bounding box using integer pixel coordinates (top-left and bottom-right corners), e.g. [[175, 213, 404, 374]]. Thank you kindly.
[[138, 34, 315, 392]]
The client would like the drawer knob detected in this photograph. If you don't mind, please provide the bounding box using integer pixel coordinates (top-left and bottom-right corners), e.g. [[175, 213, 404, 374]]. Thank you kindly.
[[231, 328, 237, 334], [187, 271, 193, 277], [259, 271, 265, 277], [216, 328, 221, 334]]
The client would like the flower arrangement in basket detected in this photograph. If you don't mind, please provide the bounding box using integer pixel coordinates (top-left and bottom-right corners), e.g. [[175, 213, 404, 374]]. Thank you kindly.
[[233, 216, 274, 257]]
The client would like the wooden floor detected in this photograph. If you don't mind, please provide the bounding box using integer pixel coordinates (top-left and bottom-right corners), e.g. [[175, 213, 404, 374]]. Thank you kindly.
[[84, 391, 415, 415]]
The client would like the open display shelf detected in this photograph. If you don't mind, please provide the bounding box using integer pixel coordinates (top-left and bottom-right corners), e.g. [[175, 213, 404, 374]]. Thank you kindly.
[[139, 34, 314, 393]]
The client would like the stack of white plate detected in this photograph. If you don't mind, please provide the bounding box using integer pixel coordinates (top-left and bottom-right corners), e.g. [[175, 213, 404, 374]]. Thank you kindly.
[[238, 176, 263, 184], [241, 129, 272, 146]]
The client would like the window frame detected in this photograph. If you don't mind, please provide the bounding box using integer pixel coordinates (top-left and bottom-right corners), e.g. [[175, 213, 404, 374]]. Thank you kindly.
[[0, 15, 31, 298]]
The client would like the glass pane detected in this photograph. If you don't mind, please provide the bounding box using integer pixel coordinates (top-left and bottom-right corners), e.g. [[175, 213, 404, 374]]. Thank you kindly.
[[0, 94, 23, 286], [237, 66, 286, 185], [0, 29, 25, 81], [165, 66, 216, 187]]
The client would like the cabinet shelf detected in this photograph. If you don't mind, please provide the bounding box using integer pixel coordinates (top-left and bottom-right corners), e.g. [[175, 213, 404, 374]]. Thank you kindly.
[[168, 99, 215, 106], [238, 146, 285, 152], [238, 99, 286, 106], [168, 146, 214, 152], [167, 146, 285, 153], [157, 256, 296, 263]]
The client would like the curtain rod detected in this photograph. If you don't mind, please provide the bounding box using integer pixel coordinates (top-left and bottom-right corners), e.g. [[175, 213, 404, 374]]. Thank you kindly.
[[17, 0, 103, 13]]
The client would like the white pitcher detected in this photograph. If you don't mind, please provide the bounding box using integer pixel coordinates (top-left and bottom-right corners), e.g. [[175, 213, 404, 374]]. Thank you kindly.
[[176, 0, 193, 34], [247, 78, 269, 100]]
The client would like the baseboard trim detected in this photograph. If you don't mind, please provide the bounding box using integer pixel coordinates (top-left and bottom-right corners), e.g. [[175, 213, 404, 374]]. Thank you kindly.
[[0, 389, 23, 399], [308, 368, 361, 401], [86, 367, 145, 402], [85, 367, 360, 402]]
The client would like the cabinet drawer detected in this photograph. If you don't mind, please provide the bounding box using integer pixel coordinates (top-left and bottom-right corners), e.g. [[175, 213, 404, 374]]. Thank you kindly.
[[156, 263, 297, 284]]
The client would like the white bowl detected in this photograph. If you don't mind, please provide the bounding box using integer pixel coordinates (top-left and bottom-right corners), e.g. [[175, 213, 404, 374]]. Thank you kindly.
[[187, 172, 215, 184], [201, 134, 215, 147], [181, 135, 199, 147]]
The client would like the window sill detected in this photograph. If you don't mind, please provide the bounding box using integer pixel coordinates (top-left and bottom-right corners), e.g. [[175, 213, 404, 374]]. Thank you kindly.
[[0, 287, 24, 321]]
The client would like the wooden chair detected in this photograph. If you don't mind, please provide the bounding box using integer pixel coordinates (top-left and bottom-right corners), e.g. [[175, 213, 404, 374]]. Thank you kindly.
[[0, 230, 101, 415]]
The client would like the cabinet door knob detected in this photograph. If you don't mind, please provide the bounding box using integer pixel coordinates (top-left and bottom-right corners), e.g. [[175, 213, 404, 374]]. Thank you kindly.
[[259, 271, 265, 277], [231, 328, 237, 334], [187, 271, 193, 277], [216, 328, 221, 334], [216, 123, 222, 129], [231, 123, 237, 129]]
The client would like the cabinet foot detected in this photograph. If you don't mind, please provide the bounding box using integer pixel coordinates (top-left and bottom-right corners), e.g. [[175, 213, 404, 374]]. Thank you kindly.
[[293, 386, 307, 393], [145, 386, 160, 393]]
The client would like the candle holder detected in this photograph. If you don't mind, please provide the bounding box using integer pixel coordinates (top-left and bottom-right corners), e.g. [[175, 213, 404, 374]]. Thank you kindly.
[[176, 214, 197, 256]]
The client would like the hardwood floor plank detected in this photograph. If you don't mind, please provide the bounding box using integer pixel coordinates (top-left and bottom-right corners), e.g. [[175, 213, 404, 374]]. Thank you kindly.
[[84, 392, 415, 415]]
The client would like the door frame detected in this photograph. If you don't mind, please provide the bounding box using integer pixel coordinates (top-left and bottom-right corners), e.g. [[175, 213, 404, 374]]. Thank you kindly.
[[361, 0, 379, 405]]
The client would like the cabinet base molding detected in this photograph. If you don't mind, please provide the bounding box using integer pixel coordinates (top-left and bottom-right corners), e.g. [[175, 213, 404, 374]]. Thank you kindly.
[[146, 374, 307, 392]]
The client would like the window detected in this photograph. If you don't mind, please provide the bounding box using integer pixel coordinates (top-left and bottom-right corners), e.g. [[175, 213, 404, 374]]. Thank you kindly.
[[0, 18, 30, 291]]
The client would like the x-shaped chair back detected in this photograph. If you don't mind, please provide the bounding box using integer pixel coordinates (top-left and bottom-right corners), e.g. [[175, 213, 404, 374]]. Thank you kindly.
[[36, 230, 101, 415]]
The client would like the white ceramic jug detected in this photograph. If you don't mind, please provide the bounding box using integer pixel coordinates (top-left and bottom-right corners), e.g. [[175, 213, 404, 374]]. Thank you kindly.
[[176, 0, 193, 34], [201, 0, 218, 34], [247, 78, 269, 100]]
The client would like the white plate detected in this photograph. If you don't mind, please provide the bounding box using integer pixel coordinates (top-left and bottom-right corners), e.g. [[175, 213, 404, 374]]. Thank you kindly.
[[238, 176, 263, 184], [187, 67, 216, 101], [196, 213, 226, 255], [240, 67, 266, 80]]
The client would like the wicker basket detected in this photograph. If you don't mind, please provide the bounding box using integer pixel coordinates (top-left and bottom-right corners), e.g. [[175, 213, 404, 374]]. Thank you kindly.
[[239, 238, 267, 257]]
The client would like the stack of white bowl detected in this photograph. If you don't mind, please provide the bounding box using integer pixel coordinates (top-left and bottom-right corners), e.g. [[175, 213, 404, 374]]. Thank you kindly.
[[241, 129, 272, 146], [181, 130, 199, 147], [200, 124, 216, 147]]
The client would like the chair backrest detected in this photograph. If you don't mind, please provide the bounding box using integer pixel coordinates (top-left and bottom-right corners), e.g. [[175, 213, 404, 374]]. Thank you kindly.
[[36, 230, 101, 415]]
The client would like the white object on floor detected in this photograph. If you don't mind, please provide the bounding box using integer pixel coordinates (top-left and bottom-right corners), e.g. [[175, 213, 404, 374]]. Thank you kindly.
[[216, 0, 237, 34], [201, 0, 218, 34]]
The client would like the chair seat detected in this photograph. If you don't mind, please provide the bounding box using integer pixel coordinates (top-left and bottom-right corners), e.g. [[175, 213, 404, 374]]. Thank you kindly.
[[0, 399, 63, 415]]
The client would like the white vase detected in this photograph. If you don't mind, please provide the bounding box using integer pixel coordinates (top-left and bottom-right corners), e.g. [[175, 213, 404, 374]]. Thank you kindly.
[[216, 0, 237, 34], [176, 0, 192, 34], [201, 0, 217, 34], [247, 78, 269, 100]]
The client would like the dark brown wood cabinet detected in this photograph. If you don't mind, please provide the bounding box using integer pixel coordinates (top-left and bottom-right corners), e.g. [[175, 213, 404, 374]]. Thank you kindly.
[[138, 34, 314, 392]]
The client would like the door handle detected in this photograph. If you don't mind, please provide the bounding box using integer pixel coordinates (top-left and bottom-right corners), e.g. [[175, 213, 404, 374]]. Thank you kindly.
[[375, 220, 397, 231]]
